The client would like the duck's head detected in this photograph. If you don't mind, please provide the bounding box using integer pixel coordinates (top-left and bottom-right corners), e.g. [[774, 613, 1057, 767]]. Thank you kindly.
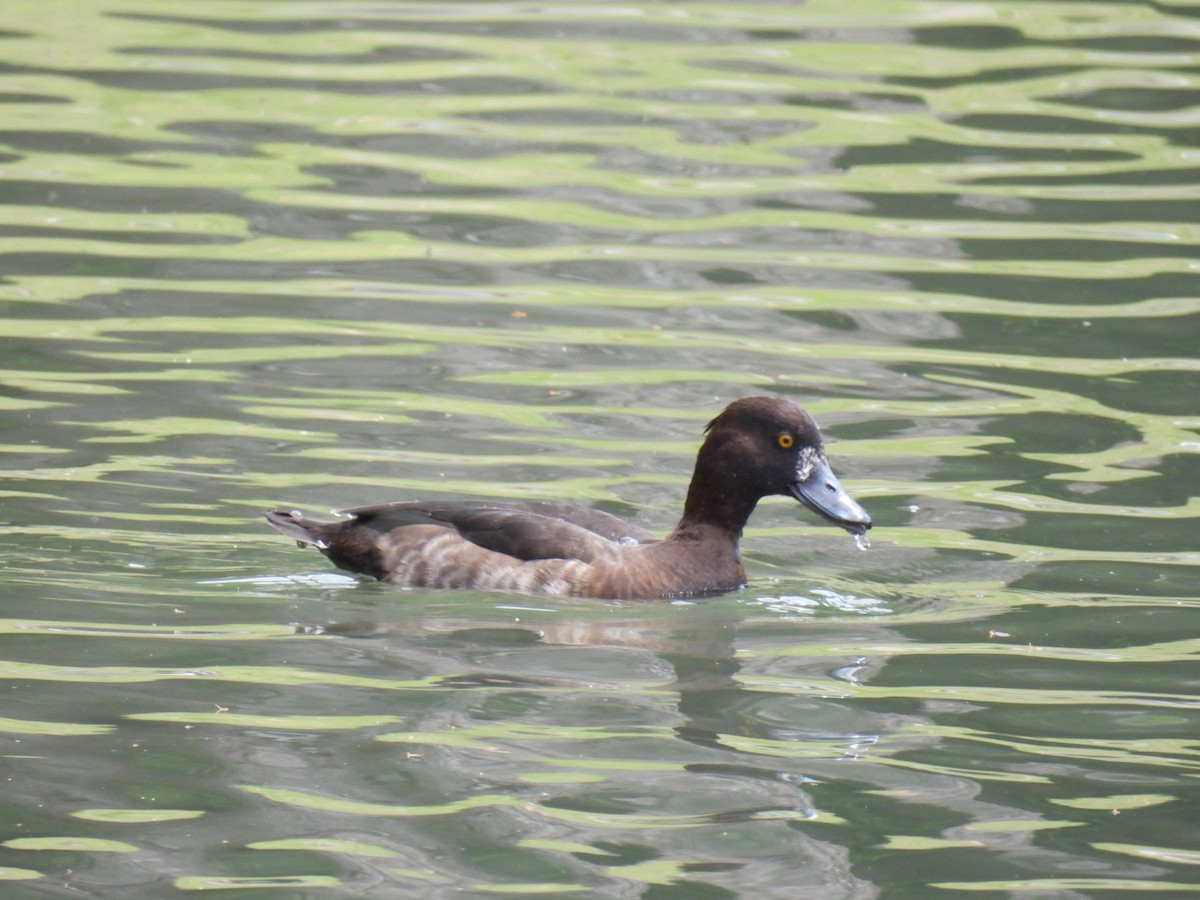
[[695, 396, 873, 536]]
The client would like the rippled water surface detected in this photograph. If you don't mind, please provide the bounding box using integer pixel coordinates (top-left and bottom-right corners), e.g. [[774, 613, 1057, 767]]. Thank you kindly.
[[2, 1, 1198, 897]]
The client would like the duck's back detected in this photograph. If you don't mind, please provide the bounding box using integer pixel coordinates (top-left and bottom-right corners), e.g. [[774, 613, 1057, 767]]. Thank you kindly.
[[344, 500, 655, 559]]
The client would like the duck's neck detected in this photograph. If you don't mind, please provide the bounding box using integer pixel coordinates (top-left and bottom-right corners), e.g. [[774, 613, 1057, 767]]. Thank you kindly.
[[669, 439, 759, 542]]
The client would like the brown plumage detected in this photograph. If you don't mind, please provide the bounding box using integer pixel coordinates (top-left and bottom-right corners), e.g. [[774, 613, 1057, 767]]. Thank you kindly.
[[265, 396, 872, 600]]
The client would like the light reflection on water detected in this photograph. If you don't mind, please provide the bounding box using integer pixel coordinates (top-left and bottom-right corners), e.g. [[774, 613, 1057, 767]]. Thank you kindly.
[[1, 0, 1198, 896]]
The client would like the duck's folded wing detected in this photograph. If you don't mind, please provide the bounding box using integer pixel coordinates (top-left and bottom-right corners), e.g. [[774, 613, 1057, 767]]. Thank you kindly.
[[337, 500, 655, 564]]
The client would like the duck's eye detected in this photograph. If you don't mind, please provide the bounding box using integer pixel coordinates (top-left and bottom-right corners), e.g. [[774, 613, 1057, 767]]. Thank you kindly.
[[777, 433, 795, 449]]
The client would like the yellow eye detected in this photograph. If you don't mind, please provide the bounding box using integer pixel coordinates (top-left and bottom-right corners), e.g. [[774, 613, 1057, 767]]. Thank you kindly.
[[777, 433, 794, 449]]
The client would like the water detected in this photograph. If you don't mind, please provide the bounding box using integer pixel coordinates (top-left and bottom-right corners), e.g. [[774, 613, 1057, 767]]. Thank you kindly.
[[2, 1, 1198, 896]]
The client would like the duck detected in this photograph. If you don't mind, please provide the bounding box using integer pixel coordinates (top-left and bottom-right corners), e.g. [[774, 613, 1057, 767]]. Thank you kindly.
[[265, 396, 872, 600]]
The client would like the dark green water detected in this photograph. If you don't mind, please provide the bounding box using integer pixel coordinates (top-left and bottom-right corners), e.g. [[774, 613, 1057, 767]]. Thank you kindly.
[[1, 2, 1197, 897]]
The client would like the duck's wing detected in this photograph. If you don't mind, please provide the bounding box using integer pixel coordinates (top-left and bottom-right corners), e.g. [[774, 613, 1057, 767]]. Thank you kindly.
[[337, 500, 656, 564]]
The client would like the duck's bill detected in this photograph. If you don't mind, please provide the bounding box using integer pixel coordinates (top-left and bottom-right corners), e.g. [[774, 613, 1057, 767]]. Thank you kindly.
[[790, 456, 873, 536]]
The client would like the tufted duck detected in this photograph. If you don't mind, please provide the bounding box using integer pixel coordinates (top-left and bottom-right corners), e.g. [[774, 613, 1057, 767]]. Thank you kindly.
[[265, 396, 871, 599]]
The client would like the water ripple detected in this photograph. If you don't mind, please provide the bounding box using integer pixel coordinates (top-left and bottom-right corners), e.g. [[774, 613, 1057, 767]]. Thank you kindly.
[[1, 1, 1197, 896]]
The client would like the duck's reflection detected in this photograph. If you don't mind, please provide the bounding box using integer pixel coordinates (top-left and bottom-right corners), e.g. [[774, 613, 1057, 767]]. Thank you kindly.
[[282, 581, 1081, 887]]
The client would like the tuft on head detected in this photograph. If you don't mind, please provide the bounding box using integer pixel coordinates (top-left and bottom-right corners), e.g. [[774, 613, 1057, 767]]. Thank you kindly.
[[705, 396, 822, 447]]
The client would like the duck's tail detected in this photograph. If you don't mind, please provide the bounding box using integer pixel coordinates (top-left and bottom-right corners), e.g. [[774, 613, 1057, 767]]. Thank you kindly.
[[265, 510, 331, 550]]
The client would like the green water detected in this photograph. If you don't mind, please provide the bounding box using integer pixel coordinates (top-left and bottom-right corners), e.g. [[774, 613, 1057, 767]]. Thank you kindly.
[[1, 1, 1197, 897]]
